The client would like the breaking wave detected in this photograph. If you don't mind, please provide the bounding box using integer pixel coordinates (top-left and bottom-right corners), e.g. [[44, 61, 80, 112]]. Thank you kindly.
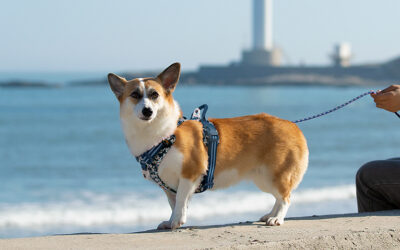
[[0, 185, 356, 238]]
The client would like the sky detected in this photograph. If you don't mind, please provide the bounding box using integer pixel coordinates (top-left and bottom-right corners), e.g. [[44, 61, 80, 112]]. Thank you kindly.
[[1, 0, 400, 73]]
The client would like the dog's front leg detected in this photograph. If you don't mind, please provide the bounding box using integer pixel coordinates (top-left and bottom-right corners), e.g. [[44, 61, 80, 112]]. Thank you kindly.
[[157, 178, 197, 230], [163, 189, 176, 211]]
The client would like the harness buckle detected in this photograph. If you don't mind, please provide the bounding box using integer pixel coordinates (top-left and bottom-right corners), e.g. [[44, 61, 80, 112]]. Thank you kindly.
[[191, 108, 201, 121]]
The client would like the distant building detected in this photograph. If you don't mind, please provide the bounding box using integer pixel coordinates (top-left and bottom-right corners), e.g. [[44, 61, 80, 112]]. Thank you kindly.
[[110, 0, 399, 87], [331, 43, 352, 67], [177, 0, 399, 86], [241, 0, 281, 66]]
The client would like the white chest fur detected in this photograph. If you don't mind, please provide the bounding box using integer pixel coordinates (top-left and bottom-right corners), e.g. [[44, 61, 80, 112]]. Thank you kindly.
[[140, 146, 184, 190], [157, 147, 184, 190], [119, 98, 183, 190]]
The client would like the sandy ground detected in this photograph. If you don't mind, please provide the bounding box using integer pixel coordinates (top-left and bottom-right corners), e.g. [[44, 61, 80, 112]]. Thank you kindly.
[[2, 210, 400, 250]]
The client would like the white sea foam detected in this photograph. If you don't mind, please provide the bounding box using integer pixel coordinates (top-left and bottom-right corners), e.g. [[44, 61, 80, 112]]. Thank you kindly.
[[0, 185, 356, 238]]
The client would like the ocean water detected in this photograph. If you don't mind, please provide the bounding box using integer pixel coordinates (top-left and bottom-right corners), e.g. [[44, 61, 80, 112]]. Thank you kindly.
[[1, 79, 399, 238]]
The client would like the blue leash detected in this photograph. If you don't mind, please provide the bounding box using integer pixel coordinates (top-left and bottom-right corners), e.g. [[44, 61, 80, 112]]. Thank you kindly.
[[292, 91, 400, 123]]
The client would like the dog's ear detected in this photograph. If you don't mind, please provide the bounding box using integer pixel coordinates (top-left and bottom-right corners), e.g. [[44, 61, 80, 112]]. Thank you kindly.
[[108, 73, 126, 99], [157, 62, 181, 93]]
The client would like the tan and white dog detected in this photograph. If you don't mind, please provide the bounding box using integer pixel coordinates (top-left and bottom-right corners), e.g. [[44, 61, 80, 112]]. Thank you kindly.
[[108, 63, 308, 230]]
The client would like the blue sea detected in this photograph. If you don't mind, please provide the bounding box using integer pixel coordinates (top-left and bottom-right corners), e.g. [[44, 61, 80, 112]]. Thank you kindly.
[[1, 73, 399, 238]]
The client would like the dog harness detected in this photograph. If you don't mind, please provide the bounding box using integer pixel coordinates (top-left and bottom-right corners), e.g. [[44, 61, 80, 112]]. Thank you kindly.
[[136, 104, 219, 194]]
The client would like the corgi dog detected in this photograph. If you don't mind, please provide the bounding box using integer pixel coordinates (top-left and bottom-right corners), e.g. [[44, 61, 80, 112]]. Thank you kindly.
[[108, 63, 308, 230]]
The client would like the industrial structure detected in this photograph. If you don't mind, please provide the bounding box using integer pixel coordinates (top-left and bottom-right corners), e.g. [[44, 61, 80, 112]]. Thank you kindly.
[[6, 0, 398, 88], [331, 43, 352, 67], [241, 0, 281, 66], [179, 0, 400, 86], [69, 0, 399, 87]]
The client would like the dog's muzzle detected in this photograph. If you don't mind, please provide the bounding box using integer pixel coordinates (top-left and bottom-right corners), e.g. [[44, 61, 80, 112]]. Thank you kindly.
[[142, 107, 153, 119]]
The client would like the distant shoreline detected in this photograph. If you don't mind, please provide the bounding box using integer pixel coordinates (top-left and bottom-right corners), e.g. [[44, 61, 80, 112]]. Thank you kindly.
[[0, 75, 389, 88], [0, 81, 62, 88]]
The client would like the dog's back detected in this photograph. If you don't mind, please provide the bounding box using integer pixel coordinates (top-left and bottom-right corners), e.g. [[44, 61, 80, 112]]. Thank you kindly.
[[176, 113, 307, 193]]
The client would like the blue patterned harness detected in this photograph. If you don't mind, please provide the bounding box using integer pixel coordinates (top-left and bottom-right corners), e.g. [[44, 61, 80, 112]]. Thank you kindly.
[[136, 104, 219, 194]]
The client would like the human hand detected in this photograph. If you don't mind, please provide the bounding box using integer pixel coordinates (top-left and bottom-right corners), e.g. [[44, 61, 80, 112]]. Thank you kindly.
[[371, 85, 400, 112]]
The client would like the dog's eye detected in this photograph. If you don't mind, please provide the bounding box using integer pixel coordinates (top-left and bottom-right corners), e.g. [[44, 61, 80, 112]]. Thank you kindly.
[[131, 92, 141, 99], [149, 92, 159, 100]]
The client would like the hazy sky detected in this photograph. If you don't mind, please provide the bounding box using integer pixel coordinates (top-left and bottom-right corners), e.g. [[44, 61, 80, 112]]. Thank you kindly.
[[1, 0, 399, 72]]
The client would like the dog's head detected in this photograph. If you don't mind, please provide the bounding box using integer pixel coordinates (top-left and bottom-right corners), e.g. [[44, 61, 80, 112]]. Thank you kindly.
[[108, 63, 181, 123]]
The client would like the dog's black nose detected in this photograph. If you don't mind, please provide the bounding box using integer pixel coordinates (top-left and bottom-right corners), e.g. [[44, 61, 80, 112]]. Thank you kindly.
[[142, 107, 153, 118]]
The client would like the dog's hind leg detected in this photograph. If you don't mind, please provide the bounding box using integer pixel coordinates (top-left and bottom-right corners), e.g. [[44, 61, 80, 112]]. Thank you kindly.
[[259, 196, 279, 222], [259, 146, 308, 226], [260, 195, 290, 226], [157, 178, 198, 230], [252, 166, 292, 226]]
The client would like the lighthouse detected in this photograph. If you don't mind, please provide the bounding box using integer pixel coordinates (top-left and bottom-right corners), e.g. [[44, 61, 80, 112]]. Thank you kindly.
[[242, 0, 281, 66], [253, 0, 273, 51]]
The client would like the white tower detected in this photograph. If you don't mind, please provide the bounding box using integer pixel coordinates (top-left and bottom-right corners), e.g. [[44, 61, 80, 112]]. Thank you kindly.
[[331, 43, 352, 67], [242, 0, 281, 66], [253, 0, 273, 51]]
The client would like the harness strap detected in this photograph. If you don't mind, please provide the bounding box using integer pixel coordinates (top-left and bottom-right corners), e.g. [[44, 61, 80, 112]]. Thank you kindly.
[[136, 135, 178, 193], [135, 105, 219, 194], [192, 104, 219, 193]]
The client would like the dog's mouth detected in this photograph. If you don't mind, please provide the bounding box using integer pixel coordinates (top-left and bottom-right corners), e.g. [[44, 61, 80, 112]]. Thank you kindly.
[[140, 116, 152, 121]]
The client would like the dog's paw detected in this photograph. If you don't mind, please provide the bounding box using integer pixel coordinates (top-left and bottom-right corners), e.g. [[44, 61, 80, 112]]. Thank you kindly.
[[171, 218, 185, 230], [259, 214, 272, 222], [265, 217, 284, 226], [157, 221, 172, 230]]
